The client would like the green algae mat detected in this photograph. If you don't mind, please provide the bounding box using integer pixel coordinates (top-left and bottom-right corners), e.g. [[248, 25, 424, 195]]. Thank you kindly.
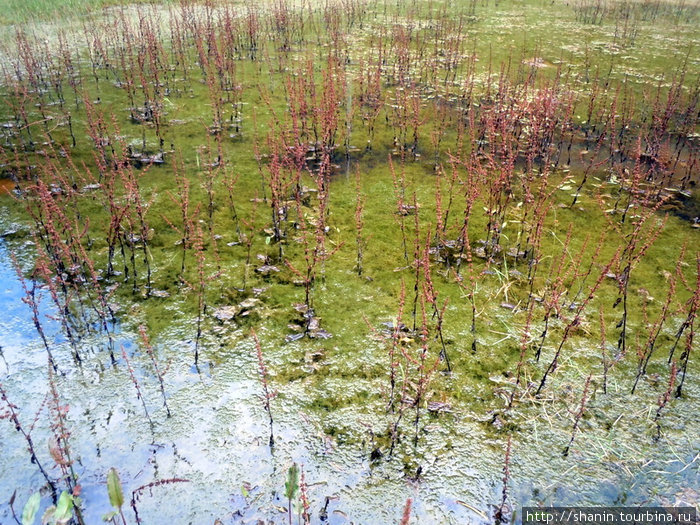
[[0, 0, 698, 523]]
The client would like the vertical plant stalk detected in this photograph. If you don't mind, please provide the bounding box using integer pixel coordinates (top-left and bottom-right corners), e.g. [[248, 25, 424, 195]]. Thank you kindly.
[[631, 243, 684, 393], [495, 435, 512, 524], [252, 330, 275, 447], [0, 382, 57, 498], [47, 367, 86, 525], [389, 280, 406, 413], [563, 374, 592, 457], [299, 465, 311, 525], [400, 498, 412, 525], [599, 307, 609, 394], [354, 169, 365, 276], [121, 346, 154, 427], [536, 248, 621, 395], [654, 362, 677, 442], [10, 252, 57, 369], [669, 254, 699, 398], [180, 222, 220, 365], [422, 236, 451, 372], [139, 326, 170, 417]]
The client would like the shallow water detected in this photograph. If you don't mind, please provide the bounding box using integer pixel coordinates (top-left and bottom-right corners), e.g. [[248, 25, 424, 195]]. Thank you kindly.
[[0, 0, 699, 523], [1, 227, 698, 524]]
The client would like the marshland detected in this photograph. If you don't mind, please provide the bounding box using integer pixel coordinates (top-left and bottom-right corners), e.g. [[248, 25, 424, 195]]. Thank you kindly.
[[0, 0, 698, 523]]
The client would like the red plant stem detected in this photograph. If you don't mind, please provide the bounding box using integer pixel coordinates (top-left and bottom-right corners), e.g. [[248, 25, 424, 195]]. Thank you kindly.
[[563, 375, 592, 457], [536, 247, 622, 396], [400, 498, 412, 525], [251, 330, 275, 447], [0, 381, 57, 498]]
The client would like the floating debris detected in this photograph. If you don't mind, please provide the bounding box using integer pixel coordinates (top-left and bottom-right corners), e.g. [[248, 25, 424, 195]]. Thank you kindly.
[[427, 401, 452, 413], [256, 264, 280, 276]]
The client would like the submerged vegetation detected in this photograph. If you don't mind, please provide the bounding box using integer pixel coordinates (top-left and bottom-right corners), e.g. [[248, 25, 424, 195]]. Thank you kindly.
[[0, 0, 698, 522]]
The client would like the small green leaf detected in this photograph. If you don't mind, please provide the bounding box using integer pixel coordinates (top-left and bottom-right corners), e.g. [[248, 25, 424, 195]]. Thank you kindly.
[[102, 510, 118, 522], [53, 491, 73, 521], [265, 236, 271, 245], [22, 492, 41, 525], [284, 463, 299, 501], [240, 484, 249, 498], [107, 468, 124, 509]]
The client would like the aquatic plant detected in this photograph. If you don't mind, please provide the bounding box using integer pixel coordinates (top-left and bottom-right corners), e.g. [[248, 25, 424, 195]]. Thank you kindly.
[[121, 346, 153, 427], [399, 498, 412, 525], [182, 221, 221, 364], [162, 155, 199, 281], [653, 362, 678, 442], [47, 368, 86, 525], [631, 243, 685, 393], [536, 246, 622, 395], [105, 467, 127, 525], [299, 465, 311, 525], [0, 0, 697, 520], [494, 435, 512, 524], [0, 382, 56, 498], [17, 490, 75, 525], [562, 374, 592, 457], [284, 463, 299, 525], [138, 326, 170, 418], [252, 330, 275, 447], [354, 168, 365, 276], [129, 478, 190, 525], [10, 252, 57, 368]]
